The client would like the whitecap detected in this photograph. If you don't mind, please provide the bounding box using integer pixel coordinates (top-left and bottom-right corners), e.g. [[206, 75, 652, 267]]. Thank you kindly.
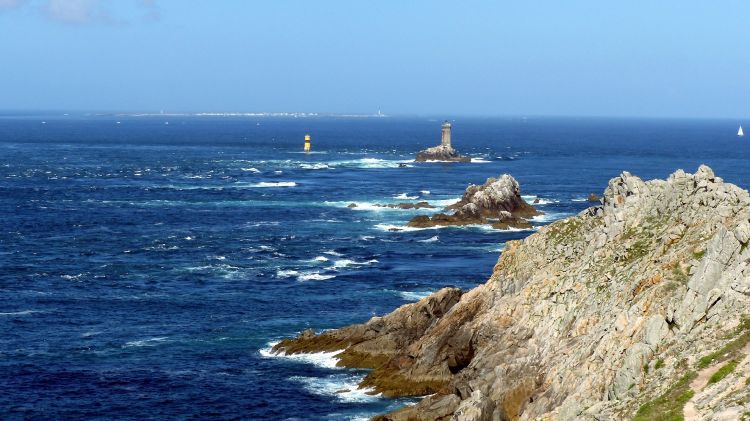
[[276, 269, 299, 278], [393, 193, 418, 200], [300, 163, 331, 170], [330, 259, 378, 269], [248, 181, 296, 188], [420, 190, 431, 195], [323, 250, 344, 257], [0, 310, 41, 316], [298, 271, 337, 281], [470, 158, 491, 163], [124, 337, 169, 348], [304, 256, 330, 263], [241, 167, 261, 173], [259, 341, 342, 369], [418, 236, 439, 243], [571, 197, 588, 202]]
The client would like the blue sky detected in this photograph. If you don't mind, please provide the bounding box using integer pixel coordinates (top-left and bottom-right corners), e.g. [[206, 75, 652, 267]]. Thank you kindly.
[[0, 1, 748, 118]]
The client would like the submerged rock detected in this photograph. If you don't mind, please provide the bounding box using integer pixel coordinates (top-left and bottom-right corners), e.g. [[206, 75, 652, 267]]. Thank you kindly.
[[272, 165, 750, 420], [407, 174, 540, 230]]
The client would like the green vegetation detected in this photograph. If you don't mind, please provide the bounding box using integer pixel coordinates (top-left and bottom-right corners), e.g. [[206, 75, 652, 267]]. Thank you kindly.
[[625, 238, 651, 263], [698, 316, 750, 369], [633, 372, 696, 421], [746, 376, 750, 385], [655, 359, 665, 370], [671, 264, 689, 284], [547, 218, 584, 245], [708, 360, 738, 384], [692, 249, 706, 260]]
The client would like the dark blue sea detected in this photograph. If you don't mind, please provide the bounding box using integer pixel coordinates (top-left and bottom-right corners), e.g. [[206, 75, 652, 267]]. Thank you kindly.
[[1, 115, 748, 420]]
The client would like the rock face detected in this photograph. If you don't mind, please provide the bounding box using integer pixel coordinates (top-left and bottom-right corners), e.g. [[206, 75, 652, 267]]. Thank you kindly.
[[272, 166, 750, 420], [408, 174, 541, 230], [415, 145, 471, 163]]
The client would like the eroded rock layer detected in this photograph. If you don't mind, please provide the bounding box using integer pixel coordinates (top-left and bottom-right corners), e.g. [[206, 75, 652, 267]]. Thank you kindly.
[[273, 166, 750, 420]]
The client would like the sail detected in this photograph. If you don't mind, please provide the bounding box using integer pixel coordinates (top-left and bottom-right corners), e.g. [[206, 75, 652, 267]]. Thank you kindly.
[[739, 126, 745, 137]]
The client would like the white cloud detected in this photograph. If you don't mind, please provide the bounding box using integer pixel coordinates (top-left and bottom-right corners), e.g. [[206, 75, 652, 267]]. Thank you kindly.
[[0, 0, 159, 24], [43, 0, 105, 24], [0, 0, 27, 11]]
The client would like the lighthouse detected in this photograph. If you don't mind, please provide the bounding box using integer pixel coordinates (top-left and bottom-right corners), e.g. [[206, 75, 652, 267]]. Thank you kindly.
[[441, 121, 452, 148], [304, 134, 311, 152]]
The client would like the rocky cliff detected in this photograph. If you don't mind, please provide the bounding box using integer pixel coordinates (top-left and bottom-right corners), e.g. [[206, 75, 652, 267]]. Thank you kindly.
[[273, 166, 750, 420], [408, 174, 540, 230]]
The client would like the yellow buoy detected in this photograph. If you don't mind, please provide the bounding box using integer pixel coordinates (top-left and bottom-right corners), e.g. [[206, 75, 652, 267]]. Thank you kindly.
[[304, 134, 311, 152]]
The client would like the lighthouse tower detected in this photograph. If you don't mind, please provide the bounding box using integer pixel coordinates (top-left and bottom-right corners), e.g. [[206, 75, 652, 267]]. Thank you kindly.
[[304, 134, 311, 152], [441, 121, 452, 148]]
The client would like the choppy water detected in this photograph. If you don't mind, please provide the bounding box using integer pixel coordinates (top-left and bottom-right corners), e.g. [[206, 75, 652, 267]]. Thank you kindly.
[[1, 115, 748, 419]]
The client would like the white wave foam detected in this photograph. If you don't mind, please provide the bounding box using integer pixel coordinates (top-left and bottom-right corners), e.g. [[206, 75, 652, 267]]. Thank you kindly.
[[249, 181, 297, 188], [374, 223, 447, 232], [290, 374, 380, 403], [276, 269, 299, 278], [326, 201, 417, 212], [470, 158, 491, 163], [398, 290, 434, 301], [304, 256, 330, 263], [298, 271, 337, 281], [259, 341, 342, 369], [332, 158, 411, 169], [393, 193, 418, 200], [330, 259, 378, 269], [418, 236, 439, 243], [124, 337, 169, 348], [532, 212, 571, 223], [300, 163, 331, 170], [323, 250, 344, 257], [522, 195, 560, 205], [241, 167, 261, 173], [429, 197, 461, 207], [572, 197, 588, 202], [0, 310, 41, 316], [420, 190, 431, 195]]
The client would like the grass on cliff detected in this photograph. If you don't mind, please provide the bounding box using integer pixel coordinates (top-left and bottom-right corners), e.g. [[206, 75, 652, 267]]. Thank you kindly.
[[633, 371, 696, 421], [708, 360, 739, 384], [697, 316, 750, 369]]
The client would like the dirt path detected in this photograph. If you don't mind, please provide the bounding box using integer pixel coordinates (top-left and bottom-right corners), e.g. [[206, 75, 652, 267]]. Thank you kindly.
[[684, 341, 750, 421]]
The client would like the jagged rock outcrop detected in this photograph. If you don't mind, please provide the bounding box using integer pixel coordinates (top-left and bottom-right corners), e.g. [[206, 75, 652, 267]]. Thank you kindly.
[[408, 175, 541, 230], [415, 145, 471, 163], [272, 165, 750, 420]]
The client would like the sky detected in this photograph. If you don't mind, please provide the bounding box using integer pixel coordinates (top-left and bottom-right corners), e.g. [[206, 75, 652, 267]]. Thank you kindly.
[[0, 0, 748, 118]]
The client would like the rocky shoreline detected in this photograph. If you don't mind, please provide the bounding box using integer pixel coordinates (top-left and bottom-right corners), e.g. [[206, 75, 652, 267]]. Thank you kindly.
[[272, 166, 750, 420]]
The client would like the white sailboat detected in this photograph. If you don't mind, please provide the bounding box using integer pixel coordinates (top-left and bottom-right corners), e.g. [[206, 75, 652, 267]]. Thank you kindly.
[[739, 126, 745, 137]]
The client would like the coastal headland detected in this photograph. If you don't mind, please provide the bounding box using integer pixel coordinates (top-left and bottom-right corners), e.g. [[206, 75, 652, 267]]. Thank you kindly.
[[273, 165, 750, 420]]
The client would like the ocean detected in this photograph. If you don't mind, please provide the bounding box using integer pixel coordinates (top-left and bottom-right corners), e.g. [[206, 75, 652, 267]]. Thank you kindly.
[[1, 115, 748, 420]]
